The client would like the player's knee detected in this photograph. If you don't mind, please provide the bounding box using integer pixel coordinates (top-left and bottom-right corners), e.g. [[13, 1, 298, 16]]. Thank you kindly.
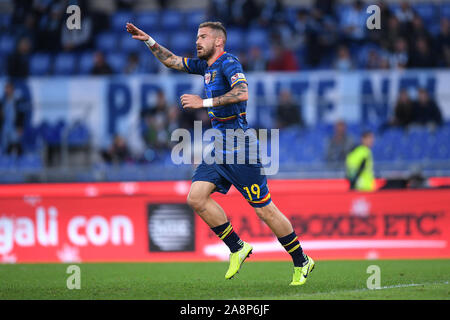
[[254, 205, 276, 223], [187, 192, 207, 212]]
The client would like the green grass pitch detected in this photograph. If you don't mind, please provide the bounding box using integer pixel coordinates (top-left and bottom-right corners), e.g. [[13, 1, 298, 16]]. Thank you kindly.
[[0, 259, 449, 299]]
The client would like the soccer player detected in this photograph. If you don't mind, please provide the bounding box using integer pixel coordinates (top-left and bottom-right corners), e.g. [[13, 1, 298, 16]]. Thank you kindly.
[[346, 131, 375, 191], [126, 21, 315, 285]]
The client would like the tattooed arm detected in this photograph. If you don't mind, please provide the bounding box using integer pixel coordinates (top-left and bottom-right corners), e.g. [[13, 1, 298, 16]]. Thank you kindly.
[[213, 83, 248, 106], [148, 43, 185, 71], [180, 83, 248, 109], [126, 22, 185, 72]]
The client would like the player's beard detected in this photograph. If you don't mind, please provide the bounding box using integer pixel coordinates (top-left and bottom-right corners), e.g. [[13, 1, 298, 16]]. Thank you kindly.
[[197, 44, 215, 60]]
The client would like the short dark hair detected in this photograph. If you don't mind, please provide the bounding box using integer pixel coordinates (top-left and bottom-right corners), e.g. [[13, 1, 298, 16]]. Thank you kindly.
[[361, 130, 373, 138], [198, 21, 227, 43]]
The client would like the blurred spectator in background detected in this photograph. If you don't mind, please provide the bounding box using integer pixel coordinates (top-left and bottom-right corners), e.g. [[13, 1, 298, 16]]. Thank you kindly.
[[389, 38, 409, 69], [237, 50, 249, 71], [208, 0, 232, 26], [61, 9, 93, 52], [267, 43, 299, 71], [141, 90, 170, 150], [117, 0, 134, 10], [124, 52, 142, 74], [36, 2, 64, 52], [409, 37, 436, 68], [91, 51, 113, 75], [142, 112, 169, 151], [7, 37, 32, 78], [406, 15, 431, 50], [367, 1, 393, 44], [346, 131, 375, 192], [412, 88, 443, 127], [231, 0, 261, 28], [15, 13, 38, 45], [305, 8, 337, 68], [436, 18, 450, 67], [325, 120, 355, 163], [102, 135, 131, 164], [275, 90, 304, 129], [167, 105, 181, 134], [381, 89, 414, 131], [246, 46, 267, 71], [395, 1, 415, 25], [156, 0, 171, 10], [380, 16, 406, 52], [392, 89, 414, 128], [291, 9, 308, 49], [333, 45, 354, 71], [259, 0, 285, 26], [365, 49, 388, 69], [0, 82, 25, 155], [179, 108, 210, 131], [340, 0, 366, 45], [314, 0, 336, 18]]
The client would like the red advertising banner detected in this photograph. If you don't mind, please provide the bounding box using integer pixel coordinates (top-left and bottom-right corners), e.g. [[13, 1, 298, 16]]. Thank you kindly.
[[0, 180, 449, 263]]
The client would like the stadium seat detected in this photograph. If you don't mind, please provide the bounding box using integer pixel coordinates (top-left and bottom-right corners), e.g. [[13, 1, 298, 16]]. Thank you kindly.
[[0, 35, 15, 54], [336, 3, 351, 24], [284, 6, 306, 26], [185, 10, 205, 29], [441, 3, 450, 19], [78, 52, 95, 74], [120, 33, 141, 52], [388, 3, 400, 15], [39, 120, 65, 146], [96, 32, 118, 52], [430, 143, 450, 160], [169, 32, 195, 54], [413, 3, 436, 24], [139, 52, 159, 73], [160, 10, 183, 30], [111, 11, 134, 32], [106, 52, 127, 73], [0, 155, 15, 170], [245, 28, 268, 49], [18, 153, 43, 171], [23, 126, 41, 152], [53, 53, 77, 75], [135, 11, 160, 31], [224, 28, 244, 52], [67, 122, 90, 147], [0, 14, 11, 30], [30, 53, 51, 76], [0, 53, 6, 75], [148, 30, 169, 46]]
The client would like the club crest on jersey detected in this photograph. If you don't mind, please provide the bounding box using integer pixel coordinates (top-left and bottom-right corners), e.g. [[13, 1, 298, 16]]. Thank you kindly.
[[205, 71, 216, 84]]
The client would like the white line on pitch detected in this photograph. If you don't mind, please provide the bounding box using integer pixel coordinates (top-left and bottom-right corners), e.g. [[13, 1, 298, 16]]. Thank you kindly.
[[231, 281, 449, 300]]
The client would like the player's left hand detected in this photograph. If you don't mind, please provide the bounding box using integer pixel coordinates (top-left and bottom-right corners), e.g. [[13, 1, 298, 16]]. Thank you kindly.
[[180, 94, 203, 109]]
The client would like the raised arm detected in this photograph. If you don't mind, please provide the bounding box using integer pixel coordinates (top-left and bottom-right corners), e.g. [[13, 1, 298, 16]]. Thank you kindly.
[[126, 22, 185, 72]]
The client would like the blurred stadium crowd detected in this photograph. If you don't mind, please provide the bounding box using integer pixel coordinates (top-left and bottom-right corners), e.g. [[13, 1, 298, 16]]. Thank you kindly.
[[1, 0, 450, 183], [3, 0, 450, 76]]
